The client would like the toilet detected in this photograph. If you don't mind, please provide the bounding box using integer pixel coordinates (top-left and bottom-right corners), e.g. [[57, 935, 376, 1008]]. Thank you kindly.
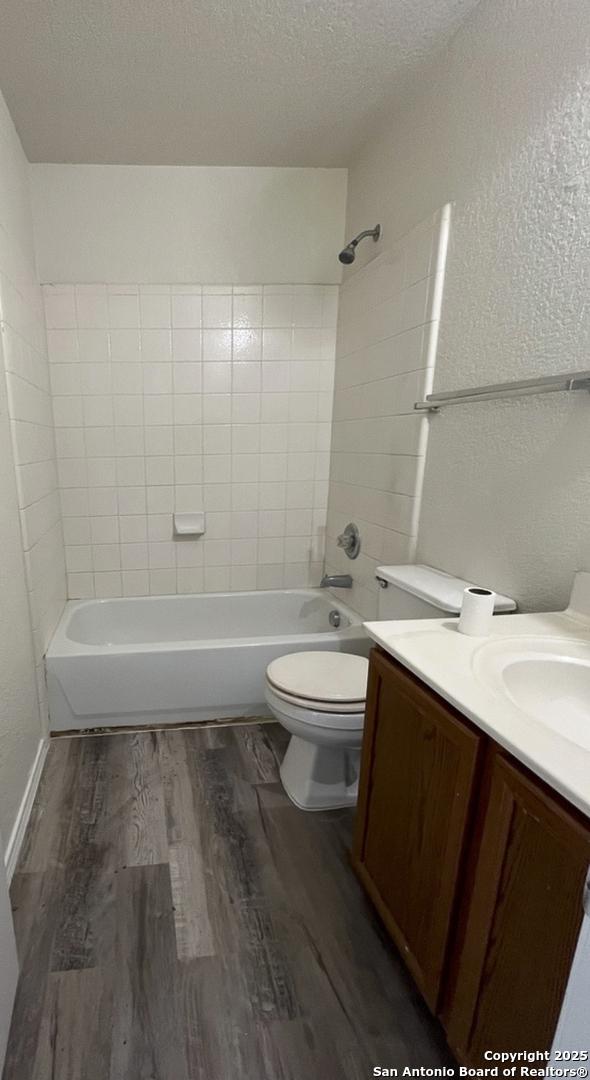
[[265, 564, 517, 811], [265, 651, 368, 811]]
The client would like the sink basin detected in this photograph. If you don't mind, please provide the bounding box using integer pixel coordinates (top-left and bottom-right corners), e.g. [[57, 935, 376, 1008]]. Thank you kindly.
[[472, 636, 590, 750]]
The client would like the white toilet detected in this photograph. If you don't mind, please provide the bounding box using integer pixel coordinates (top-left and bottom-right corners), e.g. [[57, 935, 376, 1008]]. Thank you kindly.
[[265, 564, 516, 811], [265, 651, 368, 811]]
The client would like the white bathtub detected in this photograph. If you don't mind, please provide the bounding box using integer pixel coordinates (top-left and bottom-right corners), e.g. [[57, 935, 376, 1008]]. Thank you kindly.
[[46, 589, 369, 732]]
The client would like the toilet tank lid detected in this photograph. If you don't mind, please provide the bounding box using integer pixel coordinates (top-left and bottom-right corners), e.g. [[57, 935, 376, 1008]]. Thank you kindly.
[[375, 564, 517, 614]]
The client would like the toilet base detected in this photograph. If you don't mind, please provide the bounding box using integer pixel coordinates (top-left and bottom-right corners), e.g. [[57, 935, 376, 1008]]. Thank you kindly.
[[279, 735, 360, 811]]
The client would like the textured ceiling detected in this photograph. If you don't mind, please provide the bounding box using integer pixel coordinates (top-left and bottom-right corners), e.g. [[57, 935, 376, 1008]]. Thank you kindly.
[[0, 0, 480, 166]]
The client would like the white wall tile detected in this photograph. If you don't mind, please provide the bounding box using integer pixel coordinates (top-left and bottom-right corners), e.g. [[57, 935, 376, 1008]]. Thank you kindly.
[[117, 487, 146, 515], [144, 396, 172, 425], [203, 362, 231, 394], [50, 363, 81, 395], [147, 514, 173, 541], [233, 329, 261, 362], [108, 293, 140, 329], [232, 362, 261, 393], [146, 456, 174, 485], [47, 328, 79, 364], [44, 289, 77, 329], [94, 571, 122, 597], [83, 395, 114, 426], [144, 426, 173, 455], [122, 570, 149, 596], [202, 395, 229, 423], [202, 294, 232, 328], [78, 329, 109, 364], [88, 486, 117, 516], [233, 295, 262, 329], [173, 395, 201, 425], [177, 533, 203, 563], [90, 516, 119, 544], [84, 427, 114, 457], [65, 544, 92, 572], [149, 569, 175, 594], [75, 292, 109, 329], [173, 362, 202, 394], [115, 426, 144, 455], [177, 567, 204, 594], [147, 486, 174, 514], [202, 329, 232, 362], [171, 293, 202, 329], [119, 515, 147, 542], [141, 328, 171, 360], [325, 214, 447, 618], [232, 394, 260, 424], [174, 425, 202, 454], [87, 458, 116, 487], [202, 565, 230, 592], [113, 362, 142, 395], [143, 363, 172, 395], [172, 329, 201, 361], [263, 294, 293, 328], [93, 544, 121, 571], [46, 283, 335, 598], [110, 328, 141, 361], [140, 293, 171, 329]]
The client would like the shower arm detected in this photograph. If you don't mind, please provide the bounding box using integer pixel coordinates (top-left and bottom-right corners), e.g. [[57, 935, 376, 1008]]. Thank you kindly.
[[350, 227, 380, 247]]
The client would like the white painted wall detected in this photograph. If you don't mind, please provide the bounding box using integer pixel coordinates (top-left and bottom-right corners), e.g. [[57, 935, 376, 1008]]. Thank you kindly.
[[0, 831, 18, 1072], [0, 88, 56, 853], [343, 0, 590, 611], [30, 166, 347, 285]]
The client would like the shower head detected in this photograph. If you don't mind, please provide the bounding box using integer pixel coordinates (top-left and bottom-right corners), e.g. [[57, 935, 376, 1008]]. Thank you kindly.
[[339, 244, 356, 265], [338, 224, 381, 265]]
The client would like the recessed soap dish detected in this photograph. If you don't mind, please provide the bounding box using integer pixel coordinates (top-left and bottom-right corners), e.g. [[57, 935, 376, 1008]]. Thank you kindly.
[[173, 512, 205, 537]]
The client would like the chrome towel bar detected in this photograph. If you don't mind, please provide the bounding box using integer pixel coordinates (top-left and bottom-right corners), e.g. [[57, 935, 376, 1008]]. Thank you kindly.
[[414, 370, 590, 412]]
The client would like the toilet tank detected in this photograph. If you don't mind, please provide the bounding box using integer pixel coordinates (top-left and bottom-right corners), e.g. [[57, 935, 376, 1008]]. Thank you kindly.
[[376, 564, 516, 620]]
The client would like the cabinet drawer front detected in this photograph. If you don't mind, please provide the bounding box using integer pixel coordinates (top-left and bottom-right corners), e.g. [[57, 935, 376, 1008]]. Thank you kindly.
[[353, 651, 482, 1011], [447, 754, 590, 1063]]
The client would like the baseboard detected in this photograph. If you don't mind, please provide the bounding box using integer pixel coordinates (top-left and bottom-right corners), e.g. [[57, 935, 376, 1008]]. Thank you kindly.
[[4, 738, 49, 883]]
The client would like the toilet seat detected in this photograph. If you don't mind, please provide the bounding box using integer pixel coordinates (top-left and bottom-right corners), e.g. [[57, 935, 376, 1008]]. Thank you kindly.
[[265, 684, 365, 732], [266, 651, 368, 709], [266, 682, 365, 714]]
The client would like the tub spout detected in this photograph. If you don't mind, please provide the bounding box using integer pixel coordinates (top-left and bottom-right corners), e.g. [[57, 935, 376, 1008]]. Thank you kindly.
[[320, 574, 352, 589]]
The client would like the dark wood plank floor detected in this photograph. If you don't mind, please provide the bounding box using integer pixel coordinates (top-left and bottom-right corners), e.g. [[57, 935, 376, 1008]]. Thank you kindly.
[[3, 722, 452, 1079]]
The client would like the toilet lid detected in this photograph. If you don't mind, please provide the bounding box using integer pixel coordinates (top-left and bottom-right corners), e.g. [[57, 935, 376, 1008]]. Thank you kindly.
[[266, 651, 368, 705]]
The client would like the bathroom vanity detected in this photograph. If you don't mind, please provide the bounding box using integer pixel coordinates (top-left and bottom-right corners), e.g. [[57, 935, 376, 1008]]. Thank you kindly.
[[354, 589, 590, 1067]]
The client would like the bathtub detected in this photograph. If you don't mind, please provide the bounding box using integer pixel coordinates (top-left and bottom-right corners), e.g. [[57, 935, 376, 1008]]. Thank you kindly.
[[46, 589, 369, 732]]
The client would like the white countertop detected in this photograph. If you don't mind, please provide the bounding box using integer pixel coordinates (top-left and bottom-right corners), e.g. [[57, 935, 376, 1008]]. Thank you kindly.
[[363, 610, 590, 819]]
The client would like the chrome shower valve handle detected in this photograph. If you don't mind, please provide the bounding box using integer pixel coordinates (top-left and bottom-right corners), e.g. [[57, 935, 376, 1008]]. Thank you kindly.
[[336, 523, 361, 560]]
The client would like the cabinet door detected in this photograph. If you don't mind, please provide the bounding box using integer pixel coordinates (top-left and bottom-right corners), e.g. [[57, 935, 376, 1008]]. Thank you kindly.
[[446, 753, 590, 1064], [352, 649, 482, 1012]]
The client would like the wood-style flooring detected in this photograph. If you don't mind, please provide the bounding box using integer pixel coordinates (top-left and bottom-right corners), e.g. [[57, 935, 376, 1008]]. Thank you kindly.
[[3, 722, 452, 1079]]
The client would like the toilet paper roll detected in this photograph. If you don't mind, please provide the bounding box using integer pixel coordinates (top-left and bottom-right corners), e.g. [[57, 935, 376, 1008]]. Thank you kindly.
[[458, 586, 496, 636]]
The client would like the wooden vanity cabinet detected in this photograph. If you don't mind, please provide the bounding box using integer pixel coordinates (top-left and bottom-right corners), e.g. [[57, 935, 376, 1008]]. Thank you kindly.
[[444, 751, 590, 1064], [351, 648, 484, 1012], [353, 647, 590, 1064]]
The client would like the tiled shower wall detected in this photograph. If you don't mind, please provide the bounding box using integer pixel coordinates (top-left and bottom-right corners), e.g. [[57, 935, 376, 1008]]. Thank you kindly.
[[325, 207, 450, 618], [44, 283, 337, 598]]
